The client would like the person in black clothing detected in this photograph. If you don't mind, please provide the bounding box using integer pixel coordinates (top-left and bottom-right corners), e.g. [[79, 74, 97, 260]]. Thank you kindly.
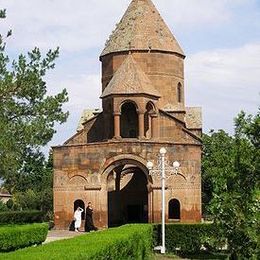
[[85, 202, 98, 232]]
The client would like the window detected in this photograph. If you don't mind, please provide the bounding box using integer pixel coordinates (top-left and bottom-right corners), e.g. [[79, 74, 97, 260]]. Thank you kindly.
[[177, 83, 182, 103], [144, 102, 155, 139]]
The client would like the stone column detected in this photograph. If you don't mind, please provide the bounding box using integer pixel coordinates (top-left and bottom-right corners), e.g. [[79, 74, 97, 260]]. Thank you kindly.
[[113, 112, 121, 139], [151, 114, 158, 139], [138, 112, 145, 139]]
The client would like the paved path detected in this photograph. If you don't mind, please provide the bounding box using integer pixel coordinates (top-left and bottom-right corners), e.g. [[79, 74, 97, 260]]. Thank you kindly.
[[44, 230, 85, 244]]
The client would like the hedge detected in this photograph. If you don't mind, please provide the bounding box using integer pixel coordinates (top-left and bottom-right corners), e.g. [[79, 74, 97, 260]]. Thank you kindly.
[[0, 223, 48, 252], [153, 223, 225, 254], [0, 211, 44, 225], [0, 224, 153, 260]]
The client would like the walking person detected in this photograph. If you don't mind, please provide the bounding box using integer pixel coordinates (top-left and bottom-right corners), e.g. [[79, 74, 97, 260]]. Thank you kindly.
[[74, 206, 84, 232], [85, 202, 98, 232]]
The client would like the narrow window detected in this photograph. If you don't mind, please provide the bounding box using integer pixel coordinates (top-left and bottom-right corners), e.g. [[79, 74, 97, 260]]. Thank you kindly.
[[177, 83, 182, 103]]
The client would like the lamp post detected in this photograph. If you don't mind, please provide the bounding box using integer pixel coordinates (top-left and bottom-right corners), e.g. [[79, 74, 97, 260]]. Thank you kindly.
[[147, 147, 180, 254]]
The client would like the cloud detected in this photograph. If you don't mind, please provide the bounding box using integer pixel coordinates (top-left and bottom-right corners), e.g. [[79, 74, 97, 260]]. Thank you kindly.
[[185, 42, 260, 132], [2, 0, 128, 52], [48, 72, 102, 113], [44, 73, 102, 152], [186, 43, 260, 87], [1, 0, 257, 52]]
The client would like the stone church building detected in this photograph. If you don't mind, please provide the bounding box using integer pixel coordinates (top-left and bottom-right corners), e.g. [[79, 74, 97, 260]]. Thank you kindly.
[[53, 0, 202, 229]]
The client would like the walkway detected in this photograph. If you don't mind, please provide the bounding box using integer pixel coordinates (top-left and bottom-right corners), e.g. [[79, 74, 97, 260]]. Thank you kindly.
[[44, 230, 85, 244]]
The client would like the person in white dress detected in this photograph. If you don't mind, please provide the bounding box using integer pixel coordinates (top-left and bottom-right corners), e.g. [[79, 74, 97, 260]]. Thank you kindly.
[[74, 207, 84, 232]]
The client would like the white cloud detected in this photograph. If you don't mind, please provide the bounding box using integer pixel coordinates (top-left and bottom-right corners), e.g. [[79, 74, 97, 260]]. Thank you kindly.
[[47, 73, 102, 121], [1, 0, 256, 52], [185, 42, 260, 132], [186, 42, 260, 90], [44, 73, 102, 152]]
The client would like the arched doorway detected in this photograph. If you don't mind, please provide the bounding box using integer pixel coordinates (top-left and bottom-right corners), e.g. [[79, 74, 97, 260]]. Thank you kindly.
[[120, 102, 138, 138], [144, 102, 156, 138], [168, 199, 180, 220], [74, 200, 85, 220], [107, 162, 149, 227]]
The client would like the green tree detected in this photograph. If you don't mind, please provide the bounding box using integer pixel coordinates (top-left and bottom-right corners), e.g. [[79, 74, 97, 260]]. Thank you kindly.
[[202, 109, 260, 259], [0, 9, 68, 190]]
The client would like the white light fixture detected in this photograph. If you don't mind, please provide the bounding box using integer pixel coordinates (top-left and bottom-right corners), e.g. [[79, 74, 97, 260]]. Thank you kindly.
[[159, 147, 167, 155], [173, 161, 180, 170], [146, 161, 154, 170]]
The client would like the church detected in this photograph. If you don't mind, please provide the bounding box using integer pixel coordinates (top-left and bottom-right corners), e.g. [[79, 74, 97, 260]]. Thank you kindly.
[[53, 0, 202, 229]]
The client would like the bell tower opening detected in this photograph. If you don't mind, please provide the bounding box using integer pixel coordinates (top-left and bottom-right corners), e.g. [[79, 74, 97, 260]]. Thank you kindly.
[[120, 102, 139, 138]]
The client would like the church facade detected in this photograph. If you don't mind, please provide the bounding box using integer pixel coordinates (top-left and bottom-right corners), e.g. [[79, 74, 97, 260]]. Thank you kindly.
[[53, 0, 202, 229]]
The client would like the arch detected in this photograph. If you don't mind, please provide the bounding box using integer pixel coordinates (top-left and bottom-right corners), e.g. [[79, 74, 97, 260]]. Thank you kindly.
[[168, 199, 181, 220], [68, 175, 88, 187], [120, 101, 139, 138], [74, 199, 85, 220], [119, 99, 138, 111], [144, 101, 156, 138], [100, 154, 152, 184], [177, 83, 182, 103]]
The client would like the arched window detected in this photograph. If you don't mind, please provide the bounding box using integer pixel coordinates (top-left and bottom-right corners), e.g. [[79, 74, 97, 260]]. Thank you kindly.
[[168, 199, 180, 220], [120, 102, 138, 138], [177, 83, 182, 103], [74, 200, 85, 220], [144, 102, 155, 139]]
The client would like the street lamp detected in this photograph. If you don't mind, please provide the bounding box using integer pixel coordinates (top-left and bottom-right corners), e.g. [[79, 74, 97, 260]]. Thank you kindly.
[[147, 147, 180, 254]]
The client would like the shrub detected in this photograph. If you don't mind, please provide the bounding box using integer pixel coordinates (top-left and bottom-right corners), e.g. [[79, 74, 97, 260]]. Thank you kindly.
[[0, 210, 44, 224], [153, 223, 224, 254], [0, 201, 8, 212], [0, 224, 153, 259], [0, 223, 48, 252]]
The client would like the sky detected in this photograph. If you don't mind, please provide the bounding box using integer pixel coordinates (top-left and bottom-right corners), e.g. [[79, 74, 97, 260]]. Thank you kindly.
[[0, 0, 259, 155]]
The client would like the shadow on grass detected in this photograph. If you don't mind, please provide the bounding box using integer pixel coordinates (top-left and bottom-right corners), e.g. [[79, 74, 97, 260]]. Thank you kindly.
[[177, 252, 229, 259], [154, 252, 229, 260]]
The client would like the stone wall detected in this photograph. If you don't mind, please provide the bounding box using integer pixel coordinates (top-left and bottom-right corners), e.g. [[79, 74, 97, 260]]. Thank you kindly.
[[53, 141, 201, 229]]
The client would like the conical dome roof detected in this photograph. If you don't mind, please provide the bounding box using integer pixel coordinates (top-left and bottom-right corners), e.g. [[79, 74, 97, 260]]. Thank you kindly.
[[101, 55, 160, 98], [101, 0, 184, 57]]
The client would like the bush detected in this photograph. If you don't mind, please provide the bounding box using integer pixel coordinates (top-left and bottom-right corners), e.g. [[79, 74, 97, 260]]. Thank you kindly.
[[0, 201, 8, 212], [0, 210, 44, 224], [0, 224, 153, 259], [153, 223, 225, 254], [0, 223, 48, 252]]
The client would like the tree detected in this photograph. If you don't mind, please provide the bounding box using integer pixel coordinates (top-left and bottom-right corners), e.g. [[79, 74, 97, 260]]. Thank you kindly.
[[202, 108, 260, 259], [0, 9, 68, 189]]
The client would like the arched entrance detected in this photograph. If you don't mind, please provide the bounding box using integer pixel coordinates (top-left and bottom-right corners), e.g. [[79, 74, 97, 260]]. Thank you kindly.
[[106, 160, 150, 227], [74, 199, 85, 220]]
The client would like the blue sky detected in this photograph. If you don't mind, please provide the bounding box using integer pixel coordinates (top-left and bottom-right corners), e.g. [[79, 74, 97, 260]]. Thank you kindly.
[[0, 0, 259, 154]]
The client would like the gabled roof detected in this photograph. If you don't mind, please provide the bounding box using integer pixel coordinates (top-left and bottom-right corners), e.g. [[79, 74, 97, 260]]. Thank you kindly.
[[100, 55, 160, 98], [101, 0, 184, 57], [77, 109, 102, 131], [185, 107, 202, 129]]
